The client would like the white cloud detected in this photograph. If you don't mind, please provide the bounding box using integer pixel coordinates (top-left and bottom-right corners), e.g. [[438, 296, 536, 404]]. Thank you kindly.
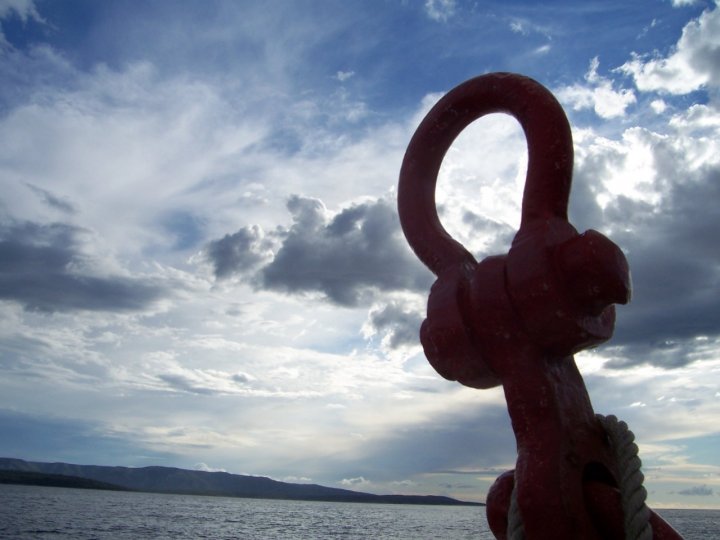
[[336, 70, 354, 82], [0, 63, 273, 264], [0, 1, 41, 54], [669, 103, 720, 133], [0, 0, 42, 22], [340, 476, 370, 487], [619, 3, 720, 93], [432, 112, 527, 247], [202, 194, 431, 306], [507, 17, 551, 39], [0, 46, 444, 479], [282, 475, 312, 483], [424, 0, 455, 22], [361, 294, 426, 363], [570, 100, 720, 369], [650, 98, 668, 113], [557, 57, 637, 119], [194, 462, 226, 473]]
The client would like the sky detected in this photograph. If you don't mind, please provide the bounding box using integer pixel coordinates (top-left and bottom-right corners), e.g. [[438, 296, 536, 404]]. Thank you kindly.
[[0, 0, 719, 511]]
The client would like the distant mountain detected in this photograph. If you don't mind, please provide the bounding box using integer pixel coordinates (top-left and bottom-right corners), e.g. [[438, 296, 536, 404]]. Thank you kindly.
[[0, 469, 128, 491], [0, 458, 482, 506]]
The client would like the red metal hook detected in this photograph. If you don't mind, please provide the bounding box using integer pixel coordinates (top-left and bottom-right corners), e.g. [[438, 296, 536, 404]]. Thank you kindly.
[[398, 73, 682, 539]]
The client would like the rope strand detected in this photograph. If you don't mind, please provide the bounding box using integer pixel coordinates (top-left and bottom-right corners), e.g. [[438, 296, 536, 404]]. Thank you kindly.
[[508, 474, 526, 540], [597, 414, 653, 540]]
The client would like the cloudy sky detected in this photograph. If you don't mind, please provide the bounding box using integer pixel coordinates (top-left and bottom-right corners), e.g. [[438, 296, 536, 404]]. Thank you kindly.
[[1, 0, 719, 510]]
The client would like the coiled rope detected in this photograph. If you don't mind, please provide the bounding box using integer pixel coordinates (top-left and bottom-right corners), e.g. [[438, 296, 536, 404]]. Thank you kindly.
[[507, 478, 525, 540], [596, 414, 652, 540], [506, 414, 652, 540]]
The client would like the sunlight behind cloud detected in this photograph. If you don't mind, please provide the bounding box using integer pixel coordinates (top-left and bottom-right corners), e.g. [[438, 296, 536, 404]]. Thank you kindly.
[[435, 114, 527, 259]]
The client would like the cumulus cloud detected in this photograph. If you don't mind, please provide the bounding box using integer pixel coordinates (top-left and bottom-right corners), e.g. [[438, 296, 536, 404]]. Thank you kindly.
[[264, 196, 432, 305], [619, 3, 720, 93], [205, 226, 276, 280], [669, 103, 720, 133], [461, 211, 516, 253], [362, 298, 425, 350], [194, 462, 227, 473], [0, 219, 167, 312], [340, 476, 370, 487], [650, 99, 667, 114], [206, 195, 432, 306], [572, 119, 720, 368], [557, 57, 637, 119], [3, 0, 720, 508], [282, 475, 313, 483]]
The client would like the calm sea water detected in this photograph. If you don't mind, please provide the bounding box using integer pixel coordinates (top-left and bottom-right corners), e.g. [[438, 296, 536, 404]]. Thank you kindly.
[[0, 484, 718, 539]]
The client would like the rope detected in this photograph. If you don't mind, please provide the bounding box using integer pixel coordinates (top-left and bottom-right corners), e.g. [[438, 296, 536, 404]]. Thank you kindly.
[[505, 414, 651, 540], [507, 472, 525, 540], [596, 414, 653, 540]]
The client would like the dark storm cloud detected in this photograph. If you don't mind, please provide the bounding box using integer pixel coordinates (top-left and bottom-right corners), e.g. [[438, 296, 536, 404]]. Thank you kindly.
[[366, 301, 424, 349], [205, 225, 274, 279], [585, 140, 720, 368], [206, 195, 433, 306], [265, 196, 435, 305], [0, 219, 167, 312], [262, 195, 432, 306]]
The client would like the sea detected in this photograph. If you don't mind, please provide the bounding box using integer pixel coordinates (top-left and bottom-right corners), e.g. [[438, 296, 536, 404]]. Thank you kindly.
[[1, 484, 718, 539]]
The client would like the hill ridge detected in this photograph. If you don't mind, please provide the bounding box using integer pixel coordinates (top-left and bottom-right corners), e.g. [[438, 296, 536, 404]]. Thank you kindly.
[[0, 457, 482, 506]]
